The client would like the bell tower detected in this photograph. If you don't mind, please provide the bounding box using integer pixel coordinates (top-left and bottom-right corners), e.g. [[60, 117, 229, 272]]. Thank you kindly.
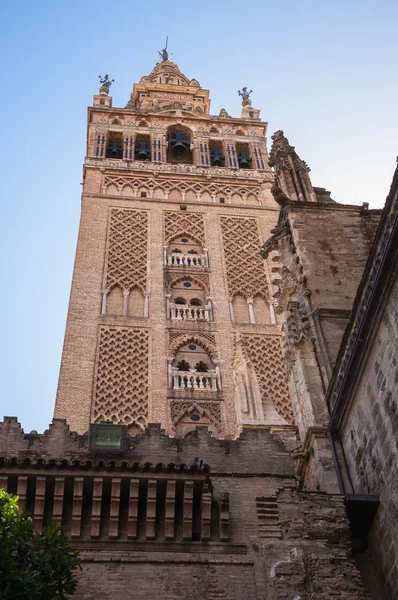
[[54, 53, 294, 436]]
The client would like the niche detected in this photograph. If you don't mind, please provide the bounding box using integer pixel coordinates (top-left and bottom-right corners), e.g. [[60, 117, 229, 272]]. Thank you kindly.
[[232, 294, 250, 323], [106, 285, 124, 316], [253, 295, 270, 324], [128, 287, 145, 317]]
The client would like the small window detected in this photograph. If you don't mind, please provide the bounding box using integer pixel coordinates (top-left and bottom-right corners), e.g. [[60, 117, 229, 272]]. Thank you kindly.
[[181, 238, 189, 243], [190, 414, 200, 422], [180, 205, 187, 211], [141, 192, 147, 198], [219, 197, 225, 204], [188, 344, 197, 351], [175, 297, 186, 305], [183, 282, 192, 288]]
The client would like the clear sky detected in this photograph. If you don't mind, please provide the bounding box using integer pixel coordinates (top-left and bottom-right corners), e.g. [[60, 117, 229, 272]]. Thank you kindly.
[[0, 0, 397, 433]]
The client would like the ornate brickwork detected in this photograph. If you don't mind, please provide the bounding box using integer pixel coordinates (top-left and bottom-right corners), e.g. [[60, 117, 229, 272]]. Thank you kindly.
[[220, 217, 269, 299], [170, 401, 221, 429], [169, 331, 217, 358], [164, 211, 205, 245], [165, 272, 210, 295], [244, 334, 294, 424], [93, 326, 149, 428], [105, 209, 148, 292]]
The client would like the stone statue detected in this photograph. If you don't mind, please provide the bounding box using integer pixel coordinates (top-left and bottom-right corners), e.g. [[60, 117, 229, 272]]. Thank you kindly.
[[158, 36, 169, 62], [238, 87, 253, 106]]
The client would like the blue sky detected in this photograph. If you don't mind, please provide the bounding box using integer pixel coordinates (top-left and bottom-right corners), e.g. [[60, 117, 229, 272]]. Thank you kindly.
[[0, 1, 397, 433]]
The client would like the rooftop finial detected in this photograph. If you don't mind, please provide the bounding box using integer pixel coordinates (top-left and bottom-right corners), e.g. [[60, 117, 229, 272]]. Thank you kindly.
[[238, 87, 253, 106], [98, 74, 114, 89], [158, 35, 169, 62]]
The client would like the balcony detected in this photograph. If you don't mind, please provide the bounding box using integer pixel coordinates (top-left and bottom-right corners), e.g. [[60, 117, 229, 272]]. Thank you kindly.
[[170, 303, 210, 322], [172, 368, 219, 391], [166, 252, 207, 267]]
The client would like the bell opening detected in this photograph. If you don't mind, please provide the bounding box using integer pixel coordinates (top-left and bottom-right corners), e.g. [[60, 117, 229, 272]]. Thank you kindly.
[[236, 142, 253, 170], [106, 132, 123, 159], [134, 133, 151, 162], [167, 126, 193, 165], [209, 139, 225, 167]]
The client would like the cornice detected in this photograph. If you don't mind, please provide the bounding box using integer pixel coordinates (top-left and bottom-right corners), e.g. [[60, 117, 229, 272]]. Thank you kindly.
[[84, 157, 275, 183]]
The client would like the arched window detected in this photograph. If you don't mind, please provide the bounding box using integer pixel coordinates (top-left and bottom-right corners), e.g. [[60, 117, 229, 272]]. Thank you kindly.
[[175, 297, 186, 305], [190, 298, 201, 306]]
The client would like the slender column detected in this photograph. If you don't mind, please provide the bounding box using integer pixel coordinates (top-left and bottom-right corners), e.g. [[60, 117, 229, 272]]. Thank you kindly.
[[90, 477, 103, 538], [146, 480, 157, 539], [247, 297, 255, 324], [201, 483, 212, 541], [127, 479, 139, 539], [71, 477, 84, 538], [53, 477, 65, 528], [101, 291, 107, 315], [215, 366, 222, 390], [183, 481, 193, 540], [33, 476, 46, 533], [270, 303, 276, 325], [109, 478, 121, 538], [16, 475, 28, 513], [144, 294, 149, 318], [229, 300, 235, 322], [165, 480, 176, 540], [211, 371, 218, 390], [204, 249, 209, 268], [123, 290, 129, 317]]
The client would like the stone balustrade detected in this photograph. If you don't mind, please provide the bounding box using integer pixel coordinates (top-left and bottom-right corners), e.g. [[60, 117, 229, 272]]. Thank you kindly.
[[170, 304, 210, 321], [172, 368, 218, 390], [167, 252, 207, 267]]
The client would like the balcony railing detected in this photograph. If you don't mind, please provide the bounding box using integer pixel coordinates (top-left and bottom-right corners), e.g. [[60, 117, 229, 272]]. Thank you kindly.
[[170, 304, 210, 321], [172, 368, 218, 390], [167, 252, 207, 267]]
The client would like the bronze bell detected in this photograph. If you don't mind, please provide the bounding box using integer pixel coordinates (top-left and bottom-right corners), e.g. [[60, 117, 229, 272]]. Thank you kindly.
[[238, 151, 252, 169], [211, 149, 225, 167], [170, 141, 189, 160], [135, 142, 150, 161], [169, 130, 191, 161]]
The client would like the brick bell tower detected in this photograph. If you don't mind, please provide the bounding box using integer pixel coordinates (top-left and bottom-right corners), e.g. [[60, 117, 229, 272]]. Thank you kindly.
[[0, 49, 374, 600], [54, 52, 294, 437]]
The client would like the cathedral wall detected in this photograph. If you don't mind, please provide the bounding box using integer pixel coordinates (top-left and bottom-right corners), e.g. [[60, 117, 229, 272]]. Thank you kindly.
[[285, 204, 380, 396], [288, 205, 379, 313], [340, 275, 398, 599]]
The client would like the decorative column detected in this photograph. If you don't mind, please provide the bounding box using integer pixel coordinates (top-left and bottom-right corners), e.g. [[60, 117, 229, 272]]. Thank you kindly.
[[123, 289, 129, 316], [247, 297, 256, 324]]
